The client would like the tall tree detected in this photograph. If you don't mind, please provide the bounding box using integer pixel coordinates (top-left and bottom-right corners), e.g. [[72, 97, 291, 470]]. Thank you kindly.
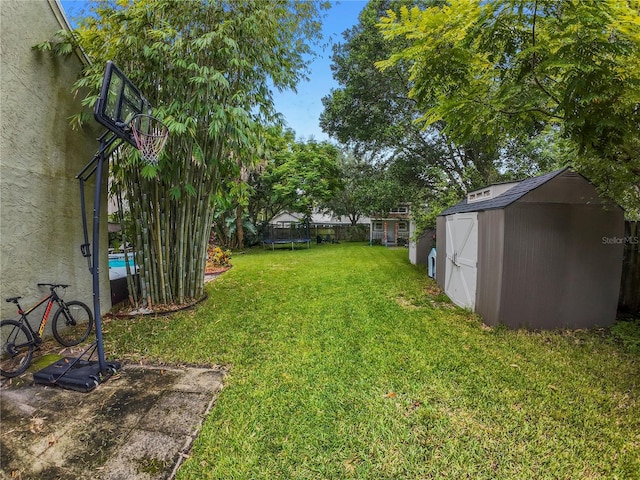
[[320, 152, 374, 226], [377, 0, 640, 215], [320, 0, 544, 204], [246, 128, 344, 232], [38, 0, 327, 305]]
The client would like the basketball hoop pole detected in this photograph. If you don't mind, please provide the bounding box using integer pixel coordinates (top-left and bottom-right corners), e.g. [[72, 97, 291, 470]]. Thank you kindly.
[[77, 131, 123, 376], [34, 61, 161, 391], [75, 61, 167, 382]]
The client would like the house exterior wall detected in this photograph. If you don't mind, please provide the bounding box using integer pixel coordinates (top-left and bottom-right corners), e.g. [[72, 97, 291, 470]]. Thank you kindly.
[[0, 0, 109, 327], [270, 210, 371, 226], [370, 219, 410, 245]]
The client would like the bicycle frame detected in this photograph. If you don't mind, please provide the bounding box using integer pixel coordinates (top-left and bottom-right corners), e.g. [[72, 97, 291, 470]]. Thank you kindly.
[[17, 292, 60, 340]]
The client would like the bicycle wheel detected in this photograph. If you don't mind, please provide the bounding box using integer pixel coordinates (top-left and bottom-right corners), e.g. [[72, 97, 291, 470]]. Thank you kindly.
[[1, 319, 35, 378], [52, 301, 93, 347]]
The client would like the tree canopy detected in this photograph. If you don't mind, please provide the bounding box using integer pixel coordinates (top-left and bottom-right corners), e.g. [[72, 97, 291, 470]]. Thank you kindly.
[[246, 128, 344, 233], [320, 0, 557, 230], [377, 0, 640, 215]]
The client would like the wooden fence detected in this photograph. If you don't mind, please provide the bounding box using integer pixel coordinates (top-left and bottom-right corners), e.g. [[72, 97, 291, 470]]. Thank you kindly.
[[619, 221, 640, 316]]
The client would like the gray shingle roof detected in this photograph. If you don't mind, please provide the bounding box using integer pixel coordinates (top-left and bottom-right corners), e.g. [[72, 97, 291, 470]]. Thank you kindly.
[[438, 167, 569, 216]]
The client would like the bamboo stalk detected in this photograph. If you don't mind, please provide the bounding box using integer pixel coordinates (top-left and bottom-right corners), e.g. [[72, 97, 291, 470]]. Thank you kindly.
[[130, 177, 148, 306], [176, 156, 190, 304], [154, 182, 167, 304], [137, 179, 156, 306], [141, 188, 158, 305], [162, 193, 172, 303]]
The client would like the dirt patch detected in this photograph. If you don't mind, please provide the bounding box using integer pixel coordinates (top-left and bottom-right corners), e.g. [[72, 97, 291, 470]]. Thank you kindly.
[[425, 282, 443, 297], [395, 296, 423, 310], [107, 295, 208, 318], [107, 266, 230, 318]]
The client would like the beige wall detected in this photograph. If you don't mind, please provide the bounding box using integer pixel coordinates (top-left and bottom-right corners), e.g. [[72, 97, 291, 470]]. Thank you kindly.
[[0, 0, 110, 330]]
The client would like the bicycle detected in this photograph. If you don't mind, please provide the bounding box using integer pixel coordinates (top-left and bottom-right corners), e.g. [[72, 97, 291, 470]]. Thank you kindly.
[[1, 283, 94, 378]]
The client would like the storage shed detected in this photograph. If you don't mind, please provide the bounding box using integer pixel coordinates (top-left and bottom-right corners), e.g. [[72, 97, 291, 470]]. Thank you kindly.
[[436, 168, 625, 329]]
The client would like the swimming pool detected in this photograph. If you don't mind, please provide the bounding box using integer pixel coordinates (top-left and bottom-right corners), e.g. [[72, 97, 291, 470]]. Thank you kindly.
[[109, 258, 135, 269], [108, 254, 137, 280]]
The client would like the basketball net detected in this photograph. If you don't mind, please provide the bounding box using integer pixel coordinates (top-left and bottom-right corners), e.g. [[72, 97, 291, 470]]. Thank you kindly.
[[130, 114, 169, 165]]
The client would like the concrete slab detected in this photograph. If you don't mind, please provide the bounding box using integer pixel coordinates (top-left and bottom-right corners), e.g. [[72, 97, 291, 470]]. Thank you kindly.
[[0, 363, 225, 479]]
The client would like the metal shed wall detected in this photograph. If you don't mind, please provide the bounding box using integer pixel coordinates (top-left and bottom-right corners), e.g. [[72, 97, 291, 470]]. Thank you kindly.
[[502, 171, 623, 329], [498, 202, 623, 329], [435, 216, 446, 290], [437, 169, 624, 329], [475, 209, 506, 325]]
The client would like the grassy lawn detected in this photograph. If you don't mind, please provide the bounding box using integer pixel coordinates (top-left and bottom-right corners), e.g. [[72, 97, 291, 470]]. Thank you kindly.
[[103, 243, 640, 479]]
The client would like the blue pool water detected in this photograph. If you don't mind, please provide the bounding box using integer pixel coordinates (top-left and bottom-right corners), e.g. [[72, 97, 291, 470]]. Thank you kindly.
[[108, 255, 137, 279], [109, 258, 135, 269]]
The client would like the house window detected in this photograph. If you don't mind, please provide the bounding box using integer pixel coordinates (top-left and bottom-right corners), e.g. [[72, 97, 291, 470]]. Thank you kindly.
[[389, 206, 408, 214], [398, 221, 408, 232], [373, 221, 383, 231]]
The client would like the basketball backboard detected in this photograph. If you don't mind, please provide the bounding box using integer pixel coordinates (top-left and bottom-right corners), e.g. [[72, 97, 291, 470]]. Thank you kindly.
[[94, 61, 151, 146]]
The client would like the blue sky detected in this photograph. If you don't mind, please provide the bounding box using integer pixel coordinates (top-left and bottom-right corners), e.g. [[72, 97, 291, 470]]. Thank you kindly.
[[59, 0, 367, 142]]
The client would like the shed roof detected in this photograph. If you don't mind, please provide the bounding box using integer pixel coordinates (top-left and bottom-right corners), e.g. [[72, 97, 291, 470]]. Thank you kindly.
[[439, 167, 569, 216]]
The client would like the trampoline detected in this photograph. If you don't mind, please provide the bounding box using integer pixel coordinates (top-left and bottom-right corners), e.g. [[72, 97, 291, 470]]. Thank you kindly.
[[263, 221, 311, 250]]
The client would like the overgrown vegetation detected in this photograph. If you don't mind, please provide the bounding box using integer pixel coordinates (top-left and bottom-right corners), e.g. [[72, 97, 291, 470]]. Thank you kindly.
[[376, 0, 640, 218], [102, 244, 640, 479], [38, 0, 328, 305], [321, 0, 564, 231]]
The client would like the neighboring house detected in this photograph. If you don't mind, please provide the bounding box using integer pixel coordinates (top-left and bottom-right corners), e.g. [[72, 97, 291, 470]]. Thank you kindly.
[[435, 168, 624, 330], [370, 205, 412, 247], [0, 0, 109, 324], [270, 210, 371, 227]]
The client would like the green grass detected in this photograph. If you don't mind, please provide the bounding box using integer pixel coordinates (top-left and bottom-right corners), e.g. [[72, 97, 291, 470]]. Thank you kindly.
[[103, 243, 640, 479]]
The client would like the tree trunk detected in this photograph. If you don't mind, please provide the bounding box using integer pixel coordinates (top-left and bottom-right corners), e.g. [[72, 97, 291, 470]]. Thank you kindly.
[[236, 204, 244, 249]]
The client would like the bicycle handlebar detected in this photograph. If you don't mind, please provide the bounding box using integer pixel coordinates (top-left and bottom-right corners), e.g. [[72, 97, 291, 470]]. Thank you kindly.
[[37, 283, 70, 289]]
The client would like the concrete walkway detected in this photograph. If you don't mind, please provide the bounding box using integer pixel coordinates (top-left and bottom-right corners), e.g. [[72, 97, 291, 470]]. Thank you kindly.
[[1, 363, 225, 479]]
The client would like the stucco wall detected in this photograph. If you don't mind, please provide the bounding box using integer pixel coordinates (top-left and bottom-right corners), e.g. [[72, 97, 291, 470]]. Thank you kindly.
[[0, 0, 110, 331]]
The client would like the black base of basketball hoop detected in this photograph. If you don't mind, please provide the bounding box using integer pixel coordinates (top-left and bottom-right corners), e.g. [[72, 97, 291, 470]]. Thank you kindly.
[[34, 357, 121, 393]]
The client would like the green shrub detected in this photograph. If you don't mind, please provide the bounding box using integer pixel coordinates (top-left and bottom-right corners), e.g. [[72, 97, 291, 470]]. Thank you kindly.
[[207, 245, 232, 268]]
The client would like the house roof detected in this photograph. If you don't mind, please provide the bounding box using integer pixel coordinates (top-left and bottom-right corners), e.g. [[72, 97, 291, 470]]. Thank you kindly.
[[439, 167, 569, 216], [270, 210, 371, 226]]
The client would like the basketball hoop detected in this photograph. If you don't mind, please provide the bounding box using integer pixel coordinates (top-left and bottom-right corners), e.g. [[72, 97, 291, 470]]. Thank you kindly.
[[130, 114, 169, 165]]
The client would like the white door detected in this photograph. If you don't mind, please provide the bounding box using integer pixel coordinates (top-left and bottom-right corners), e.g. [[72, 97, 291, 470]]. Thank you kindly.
[[444, 213, 478, 309]]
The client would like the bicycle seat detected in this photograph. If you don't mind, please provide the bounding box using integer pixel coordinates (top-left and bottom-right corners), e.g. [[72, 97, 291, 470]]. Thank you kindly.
[[37, 283, 69, 289], [5, 296, 21, 303]]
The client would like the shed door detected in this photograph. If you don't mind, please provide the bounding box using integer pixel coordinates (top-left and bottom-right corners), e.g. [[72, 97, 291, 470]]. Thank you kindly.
[[445, 213, 478, 309]]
